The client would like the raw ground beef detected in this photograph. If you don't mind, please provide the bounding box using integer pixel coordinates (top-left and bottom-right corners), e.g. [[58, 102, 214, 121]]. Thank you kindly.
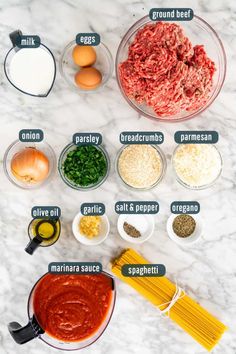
[[119, 22, 216, 117]]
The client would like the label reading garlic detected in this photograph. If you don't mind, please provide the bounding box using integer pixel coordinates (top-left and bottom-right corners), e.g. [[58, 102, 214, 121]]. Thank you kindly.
[[81, 203, 105, 216], [31, 206, 61, 219], [174, 131, 219, 144], [171, 201, 200, 214], [73, 133, 102, 146], [76, 33, 100, 46], [19, 129, 44, 142], [120, 132, 164, 144], [115, 201, 159, 214], [149, 8, 194, 21]]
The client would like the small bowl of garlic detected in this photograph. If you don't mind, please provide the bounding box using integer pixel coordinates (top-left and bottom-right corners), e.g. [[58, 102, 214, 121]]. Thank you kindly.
[[72, 212, 110, 246]]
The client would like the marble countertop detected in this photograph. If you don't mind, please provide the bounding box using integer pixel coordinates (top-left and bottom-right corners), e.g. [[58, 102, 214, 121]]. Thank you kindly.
[[0, 0, 236, 353]]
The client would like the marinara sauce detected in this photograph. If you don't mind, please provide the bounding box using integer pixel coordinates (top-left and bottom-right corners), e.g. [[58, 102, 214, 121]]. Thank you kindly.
[[33, 273, 113, 342]]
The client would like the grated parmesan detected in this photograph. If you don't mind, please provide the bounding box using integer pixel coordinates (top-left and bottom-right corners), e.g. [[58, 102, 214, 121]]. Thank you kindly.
[[118, 145, 163, 189], [173, 144, 222, 188]]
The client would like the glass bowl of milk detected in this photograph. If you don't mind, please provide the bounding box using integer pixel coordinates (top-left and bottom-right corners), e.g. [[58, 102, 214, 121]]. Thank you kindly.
[[4, 30, 56, 97]]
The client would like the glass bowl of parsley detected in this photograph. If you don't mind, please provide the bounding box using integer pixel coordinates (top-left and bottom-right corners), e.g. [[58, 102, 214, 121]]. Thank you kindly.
[[58, 143, 110, 190]]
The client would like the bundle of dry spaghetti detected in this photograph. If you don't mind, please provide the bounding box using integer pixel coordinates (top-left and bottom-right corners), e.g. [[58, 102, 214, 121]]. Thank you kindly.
[[111, 249, 227, 351]]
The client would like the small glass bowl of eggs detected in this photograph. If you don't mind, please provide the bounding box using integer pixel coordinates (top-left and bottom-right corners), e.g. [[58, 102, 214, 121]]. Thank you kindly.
[[59, 40, 113, 93]]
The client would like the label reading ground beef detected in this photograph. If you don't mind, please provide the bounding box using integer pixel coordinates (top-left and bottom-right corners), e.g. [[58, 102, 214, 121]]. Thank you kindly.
[[119, 22, 216, 118]]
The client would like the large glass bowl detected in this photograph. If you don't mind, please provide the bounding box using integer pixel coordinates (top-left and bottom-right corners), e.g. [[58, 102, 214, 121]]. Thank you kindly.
[[3, 140, 56, 189], [116, 15, 226, 122], [58, 143, 110, 191], [59, 40, 113, 93]]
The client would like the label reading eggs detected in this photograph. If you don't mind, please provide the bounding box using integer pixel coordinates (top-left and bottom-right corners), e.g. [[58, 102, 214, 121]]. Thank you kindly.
[[149, 8, 194, 21], [115, 201, 159, 214], [120, 132, 164, 144], [76, 33, 100, 46], [81, 203, 105, 216], [73, 133, 102, 146], [49, 262, 102, 274], [16, 35, 41, 48], [122, 264, 166, 277], [31, 206, 61, 219], [171, 201, 200, 214], [174, 131, 219, 144], [19, 129, 44, 142]]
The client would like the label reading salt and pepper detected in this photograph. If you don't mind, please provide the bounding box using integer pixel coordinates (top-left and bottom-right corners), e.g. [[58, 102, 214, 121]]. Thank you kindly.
[[76, 33, 100, 46], [115, 201, 159, 214], [31, 206, 61, 219], [81, 203, 105, 216], [149, 8, 194, 21], [19, 129, 44, 142], [73, 133, 102, 146], [15, 35, 41, 48], [122, 264, 166, 277], [174, 131, 219, 144], [171, 201, 200, 214], [120, 132, 164, 144]]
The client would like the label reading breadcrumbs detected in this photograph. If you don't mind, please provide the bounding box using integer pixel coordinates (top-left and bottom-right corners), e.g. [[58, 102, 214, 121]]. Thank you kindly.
[[81, 203, 105, 216], [174, 131, 219, 144], [171, 201, 200, 214], [115, 201, 159, 214], [120, 132, 164, 144], [149, 8, 194, 21], [73, 133, 102, 145]]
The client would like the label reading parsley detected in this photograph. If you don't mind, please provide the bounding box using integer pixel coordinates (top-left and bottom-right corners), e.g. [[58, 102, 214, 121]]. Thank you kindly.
[[171, 201, 200, 214], [174, 131, 219, 144], [149, 8, 193, 21], [73, 133, 102, 146], [31, 206, 61, 219], [81, 203, 105, 216], [120, 132, 164, 144], [115, 201, 159, 214], [122, 264, 166, 277], [76, 33, 100, 46], [19, 129, 44, 142]]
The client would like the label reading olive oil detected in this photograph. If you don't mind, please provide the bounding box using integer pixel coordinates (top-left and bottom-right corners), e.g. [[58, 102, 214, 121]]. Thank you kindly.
[[32, 206, 61, 219]]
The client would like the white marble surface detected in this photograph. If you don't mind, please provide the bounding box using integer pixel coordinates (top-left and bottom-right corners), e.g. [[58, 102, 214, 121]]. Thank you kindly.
[[0, 0, 236, 353]]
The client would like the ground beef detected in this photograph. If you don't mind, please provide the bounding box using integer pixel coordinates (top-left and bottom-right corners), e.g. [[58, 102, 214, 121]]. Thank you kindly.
[[119, 22, 216, 118]]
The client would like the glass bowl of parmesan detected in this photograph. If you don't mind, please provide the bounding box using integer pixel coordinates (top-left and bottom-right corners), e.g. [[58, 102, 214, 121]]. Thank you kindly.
[[116, 144, 166, 190]]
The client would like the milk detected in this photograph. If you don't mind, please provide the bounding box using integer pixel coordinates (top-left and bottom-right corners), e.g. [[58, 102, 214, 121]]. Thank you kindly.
[[9, 47, 55, 96]]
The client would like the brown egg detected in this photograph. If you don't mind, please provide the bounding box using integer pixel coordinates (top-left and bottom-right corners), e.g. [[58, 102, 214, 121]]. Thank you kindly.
[[72, 45, 97, 67], [75, 67, 102, 90]]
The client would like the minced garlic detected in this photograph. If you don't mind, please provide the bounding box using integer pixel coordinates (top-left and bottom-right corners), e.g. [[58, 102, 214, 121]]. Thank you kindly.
[[79, 216, 101, 238], [118, 145, 163, 189], [173, 144, 222, 188]]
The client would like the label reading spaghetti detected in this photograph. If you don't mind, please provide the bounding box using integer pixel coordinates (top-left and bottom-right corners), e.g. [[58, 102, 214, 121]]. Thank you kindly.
[[120, 131, 164, 144], [122, 264, 166, 277]]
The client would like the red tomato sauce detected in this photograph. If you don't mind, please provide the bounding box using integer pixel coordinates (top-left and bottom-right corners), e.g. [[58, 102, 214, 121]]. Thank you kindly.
[[33, 273, 113, 342]]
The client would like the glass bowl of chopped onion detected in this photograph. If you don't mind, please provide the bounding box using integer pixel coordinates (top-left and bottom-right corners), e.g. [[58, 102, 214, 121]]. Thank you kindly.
[[58, 142, 110, 191], [116, 15, 226, 122], [3, 140, 56, 189]]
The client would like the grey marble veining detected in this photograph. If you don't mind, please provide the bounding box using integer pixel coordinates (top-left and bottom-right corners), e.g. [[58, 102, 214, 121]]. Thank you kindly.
[[0, 0, 236, 353]]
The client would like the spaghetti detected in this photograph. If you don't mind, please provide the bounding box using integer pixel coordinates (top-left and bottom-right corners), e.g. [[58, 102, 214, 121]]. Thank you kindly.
[[111, 249, 227, 351]]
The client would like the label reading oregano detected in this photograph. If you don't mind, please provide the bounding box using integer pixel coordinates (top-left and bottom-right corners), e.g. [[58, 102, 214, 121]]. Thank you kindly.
[[19, 129, 44, 142], [149, 8, 193, 21], [73, 133, 102, 146], [171, 201, 200, 214], [174, 131, 219, 144], [81, 203, 105, 216], [115, 201, 159, 214], [120, 131, 164, 144], [76, 33, 100, 46]]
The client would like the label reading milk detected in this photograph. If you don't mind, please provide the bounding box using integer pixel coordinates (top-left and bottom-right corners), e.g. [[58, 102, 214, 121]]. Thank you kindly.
[[149, 8, 194, 21], [76, 33, 100, 46], [31, 206, 61, 219], [120, 132, 164, 144], [81, 203, 105, 216], [19, 129, 44, 142], [73, 133, 102, 146], [115, 201, 159, 214], [171, 201, 200, 214], [16, 35, 41, 48], [174, 131, 219, 144], [122, 264, 166, 277], [49, 262, 102, 274]]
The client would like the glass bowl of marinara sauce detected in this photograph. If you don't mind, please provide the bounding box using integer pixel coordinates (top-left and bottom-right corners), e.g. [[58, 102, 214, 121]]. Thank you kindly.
[[8, 272, 116, 350]]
